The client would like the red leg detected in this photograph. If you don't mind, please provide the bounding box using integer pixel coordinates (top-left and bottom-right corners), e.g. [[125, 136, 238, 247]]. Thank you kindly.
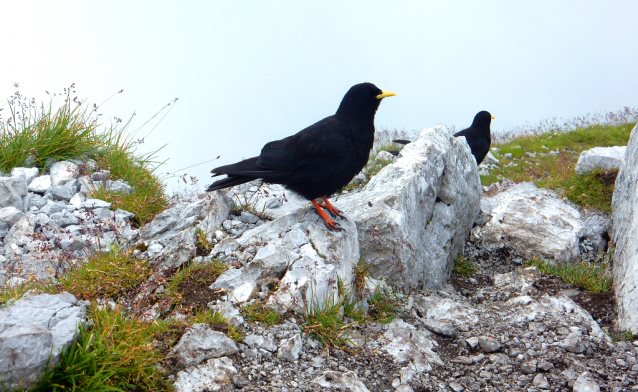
[[311, 200, 343, 231], [319, 197, 345, 218]]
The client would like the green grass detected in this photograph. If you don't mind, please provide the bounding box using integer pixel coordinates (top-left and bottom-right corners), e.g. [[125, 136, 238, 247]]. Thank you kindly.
[[526, 258, 613, 294], [30, 307, 173, 392], [453, 255, 476, 277], [367, 287, 398, 324], [483, 122, 635, 211], [241, 303, 280, 326], [193, 309, 242, 341], [162, 260, 227, 308], [302, 296, 351, 347], [1, 87, 168, 226], [53, 248, 151, 301]]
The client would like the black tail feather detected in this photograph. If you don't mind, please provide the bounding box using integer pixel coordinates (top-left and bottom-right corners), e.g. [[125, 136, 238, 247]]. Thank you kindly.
[[206, 175, 253, 192]]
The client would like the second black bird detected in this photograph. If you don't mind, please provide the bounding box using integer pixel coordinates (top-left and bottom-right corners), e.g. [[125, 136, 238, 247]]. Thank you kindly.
[[206, 83, 396, 230], [453, 111, 494, 165]]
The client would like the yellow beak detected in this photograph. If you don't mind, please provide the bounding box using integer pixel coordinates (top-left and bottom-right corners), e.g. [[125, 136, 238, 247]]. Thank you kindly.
[[376, 91, 397, 99], [491, 115, 495, 119]]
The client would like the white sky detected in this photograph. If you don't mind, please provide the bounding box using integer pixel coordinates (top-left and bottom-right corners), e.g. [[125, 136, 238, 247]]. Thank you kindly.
[[1, 1, 637, 192]]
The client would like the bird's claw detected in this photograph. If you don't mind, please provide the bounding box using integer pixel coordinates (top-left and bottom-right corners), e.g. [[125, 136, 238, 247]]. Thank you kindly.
[[318, 203, 345, 219], [324, 219, 344, 231]]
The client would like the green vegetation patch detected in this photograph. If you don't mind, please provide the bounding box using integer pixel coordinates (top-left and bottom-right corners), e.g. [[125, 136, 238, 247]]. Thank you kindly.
[[1, 87, 168, 226], [242, 303, 280, 326], [483, 122, 635, 211], [453, 255, 476, 277], [54, 248, 151, 301], [31, 307, 173, 392], [526, 258, 613, 294]]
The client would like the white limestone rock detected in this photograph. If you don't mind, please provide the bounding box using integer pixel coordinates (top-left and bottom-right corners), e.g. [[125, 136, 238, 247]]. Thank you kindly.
[[277, 333, 302, 361], [0, 292, 87, 391], [49, 161, 78, 186], [27, 175, 52, 194], [0, 206, 25, 226], [611, 123, 638, 332], [335, 125, 481, 289], [0, 176, 28, 209], [575, 146, 626, 175], [172, 323, 239, 368], [173, 357, 238, 392], [197, 191, 233, 233], [480, 182, 584, 263], [10, 167, 39, 185], [312, 371, 370, 392]]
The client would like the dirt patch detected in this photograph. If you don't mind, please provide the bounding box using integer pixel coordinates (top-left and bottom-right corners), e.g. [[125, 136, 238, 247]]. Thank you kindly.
[[532, 274, 577, 296], [178, 269, 224, 312], [594, 168, 619, 187], [572, 291, 617, 328]]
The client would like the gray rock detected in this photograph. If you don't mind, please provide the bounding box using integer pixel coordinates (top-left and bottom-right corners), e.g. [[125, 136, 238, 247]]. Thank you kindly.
[[0, 176, 28, 209], [480, 182, 584, 262], [0, 292, 87, 391], [575, 146, 626, 175], [104, 180, 134, 195], [312, 371, 370, 392], [420, 318, 456, 337], [581, 213, 611, 253], [80, 198, 112, 209], [382, 324, 443, 373], [0, 207, 25, 226], [611, 123, 638, 332], [91, 170, 110, 181], [48, 185, 74, 201], [239, 211, 259, 224], [521, 359, 537, 374], [573, 371, 600, 392], [10, 167, 39, 185], [172, 324, 239, 368], [40, 200, 66, 215], [482, 151, 500, 165], [376, 150, 396, 161], [478, 336, 501, 353], [49, 210, 79, 227], [560, 328, 588, 353], [336, 125, 481, 289], [150, 226, 197, 268], [277, 333, 302, 361], [504, 152, 512, 159], [197, 191, 233, 233], [140, 199, 205, 242], [68, 193, 85, 209], [26, 193, 47, 210], [532, 374, 549, 388], [4, 214, 36, 247], [173, 357, 238, 392], [49, 161, 78, 186], [27, 176, 52, 195]]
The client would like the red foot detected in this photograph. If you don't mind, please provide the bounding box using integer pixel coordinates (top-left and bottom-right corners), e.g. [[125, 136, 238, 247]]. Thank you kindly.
[[319, 197, 346, 219], [312, 200, 344, 231]]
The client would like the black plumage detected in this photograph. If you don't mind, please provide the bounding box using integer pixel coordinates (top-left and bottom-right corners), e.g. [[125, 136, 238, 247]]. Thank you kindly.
[[206, 83, 396, 229], [453, 111, 494, 165]]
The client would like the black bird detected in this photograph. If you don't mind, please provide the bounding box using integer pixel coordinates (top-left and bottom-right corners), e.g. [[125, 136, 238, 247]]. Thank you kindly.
[[384, 112, 495, 164], [206, 83, 396, 230], [453, 111, 494, 165]]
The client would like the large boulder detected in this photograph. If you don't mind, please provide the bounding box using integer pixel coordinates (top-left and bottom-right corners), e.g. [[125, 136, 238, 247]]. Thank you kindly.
[[478, 182, 584, 263], [209, 208, 358, 313], [335, 125, 481, 289], [575, 146, 626, 175], [611, 123, 638, 332], [0, 292, 87, 391]]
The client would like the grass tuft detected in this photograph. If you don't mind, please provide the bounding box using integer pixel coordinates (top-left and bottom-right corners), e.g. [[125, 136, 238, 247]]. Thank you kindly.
[[54, 248, 151, 301], [453, 255, 476, 277], [241, 303, 280, 326], [31, 307, 172, 392], [525, 258, 613, 294]]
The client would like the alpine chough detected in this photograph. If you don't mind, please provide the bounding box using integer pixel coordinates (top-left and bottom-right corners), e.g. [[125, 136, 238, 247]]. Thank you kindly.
[[206, 83, 396, 230], [453, 111, 494, 165], [384, 112, 495, 163]]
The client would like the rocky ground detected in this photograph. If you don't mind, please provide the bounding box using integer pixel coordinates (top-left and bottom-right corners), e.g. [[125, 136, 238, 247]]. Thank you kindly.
[[167, 237, 637, 392]]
